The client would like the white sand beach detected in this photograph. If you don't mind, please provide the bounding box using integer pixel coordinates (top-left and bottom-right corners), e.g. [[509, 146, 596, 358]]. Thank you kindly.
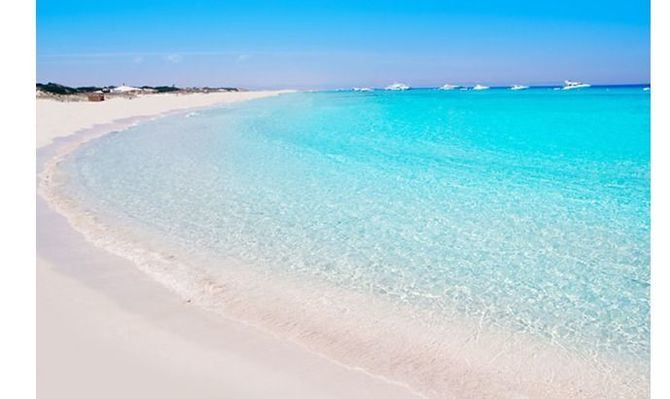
[[37, 91, 290, 149], [37, 92, 422, 399], [37, 91, 649, 399]]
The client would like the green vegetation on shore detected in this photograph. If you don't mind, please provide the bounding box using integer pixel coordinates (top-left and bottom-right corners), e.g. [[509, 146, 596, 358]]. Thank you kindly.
[[36, 82, 241, 95]]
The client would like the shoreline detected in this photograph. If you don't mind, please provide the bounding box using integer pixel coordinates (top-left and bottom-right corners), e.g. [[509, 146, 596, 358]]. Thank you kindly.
[[37, 197, 422, 399], [37, 90, 294, 149], [37, 92, 422, 399], [37, 92, 648, 398]]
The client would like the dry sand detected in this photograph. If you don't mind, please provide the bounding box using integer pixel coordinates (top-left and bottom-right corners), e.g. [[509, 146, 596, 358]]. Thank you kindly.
[[37, 91, 421, 399], [37, 91, 286, 149]]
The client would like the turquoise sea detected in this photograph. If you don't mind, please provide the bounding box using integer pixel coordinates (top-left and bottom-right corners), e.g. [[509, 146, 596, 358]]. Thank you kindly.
[[52, 87, 650, 394]]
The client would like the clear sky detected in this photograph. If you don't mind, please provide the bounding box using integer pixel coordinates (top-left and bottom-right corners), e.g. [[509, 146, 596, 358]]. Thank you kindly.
[[37, 0, 650, 89]]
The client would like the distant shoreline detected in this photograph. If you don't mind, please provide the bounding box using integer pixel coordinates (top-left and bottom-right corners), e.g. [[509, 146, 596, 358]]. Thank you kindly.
[[36, 90, 293, 148], [36, 82, 651, 100]]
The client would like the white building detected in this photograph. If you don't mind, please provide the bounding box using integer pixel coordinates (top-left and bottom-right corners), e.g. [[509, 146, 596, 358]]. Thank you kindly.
[[111, 84, 142, 93]]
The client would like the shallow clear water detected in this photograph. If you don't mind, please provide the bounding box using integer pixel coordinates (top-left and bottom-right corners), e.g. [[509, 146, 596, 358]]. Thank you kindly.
[[60, 87, 649, 361]]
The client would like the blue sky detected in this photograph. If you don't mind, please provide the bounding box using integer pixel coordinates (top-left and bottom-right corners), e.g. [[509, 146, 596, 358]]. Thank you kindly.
[[37, 0, 650, 89]]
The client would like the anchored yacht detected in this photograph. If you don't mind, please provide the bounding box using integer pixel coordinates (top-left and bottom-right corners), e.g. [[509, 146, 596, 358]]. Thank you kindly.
[[439, 84, 460, 90], [353, 87, 373, 92], [385, 82, 410, 91], [472, 84, 490, 91], [511, 84, 529, 90], [562, 80, 591, 90]]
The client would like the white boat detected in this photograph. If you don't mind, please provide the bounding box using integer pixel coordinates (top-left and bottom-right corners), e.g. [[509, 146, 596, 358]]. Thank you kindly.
[[562, 80, 591, 90], [510, 84, 529, 90], [643, 87, 650, 91], [472, 84, 490, 91], [385, 82, 410, 91], [439, 84, 460, 90], [353, 87, 373, 92]]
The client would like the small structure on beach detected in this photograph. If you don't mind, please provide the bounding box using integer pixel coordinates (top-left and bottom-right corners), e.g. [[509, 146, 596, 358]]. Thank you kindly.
[[111, 84, 142, 93], [87, 92, 105, 102]]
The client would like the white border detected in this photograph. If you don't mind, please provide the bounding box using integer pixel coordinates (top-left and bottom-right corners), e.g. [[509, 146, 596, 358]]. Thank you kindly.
[[0, 0, 36, 398], [650, 0, 669, 397], [0, 0, 664, 398]]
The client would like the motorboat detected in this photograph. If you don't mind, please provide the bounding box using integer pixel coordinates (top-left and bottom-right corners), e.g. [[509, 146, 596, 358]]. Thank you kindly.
[[510, 84, 529, 90], [472, 84, 490, 91], [562, 80, 591, 90], [385, 82, 410, 91], [439, 84, 460, 90]]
